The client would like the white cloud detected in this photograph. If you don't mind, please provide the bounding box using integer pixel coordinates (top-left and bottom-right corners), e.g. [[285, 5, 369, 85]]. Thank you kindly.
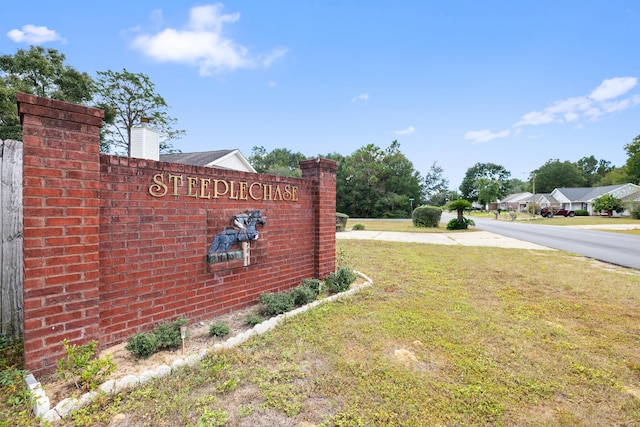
[[464, 129, 510, 144], [512, 76, 638, 130], [7, 25, 65, 44], [589, 77, 637, 101], [351, 93, 369, 103], [131, 4, 287, 75], [395, 126, 415, 135]]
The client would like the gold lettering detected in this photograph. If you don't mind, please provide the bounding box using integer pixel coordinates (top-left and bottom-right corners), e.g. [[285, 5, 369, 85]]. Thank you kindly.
[[213, 179, 229, 199], [249, 182, 262, 200], [187, 177, 199, 197], [291, 186, 298, 201], [263, 184, 273, 200], [229, 181, 238, 200], [283, 184, 291, 201], [200, 178, 211, 199], [273, 185, 283, 201], [238, 181, 248, 200], [168, 174, 183, 196], [149, 173, 168, 197]]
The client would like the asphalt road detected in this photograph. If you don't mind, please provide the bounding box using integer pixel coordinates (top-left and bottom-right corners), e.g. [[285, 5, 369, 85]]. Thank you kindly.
[[442, 213, 640, 270]]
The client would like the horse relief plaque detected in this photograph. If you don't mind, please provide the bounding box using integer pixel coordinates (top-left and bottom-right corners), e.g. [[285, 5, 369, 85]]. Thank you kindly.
[[207, 210, 265, 266]]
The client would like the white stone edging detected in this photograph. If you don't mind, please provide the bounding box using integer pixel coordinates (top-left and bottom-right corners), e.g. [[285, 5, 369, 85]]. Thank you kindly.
[[28, 271, 373, 424]]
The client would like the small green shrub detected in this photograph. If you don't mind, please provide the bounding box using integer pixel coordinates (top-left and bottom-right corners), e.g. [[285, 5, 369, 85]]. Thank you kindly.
[[56, 339, 116, 390], [325, 266, 357, 293], [631, 204, 640, 219], [126, 333, 159, 359], [246, 315, 263, 326], [153, 318, 188, 350], [446, 217, 475, 230], [302, 278, 322, 296], [289, 285, 317, 306], [574, 209, 589, 216], [259, 292, 296, 316], [352, 223, 365, 230], [209, 323, 231, 337], [412, 206, 442, 228]]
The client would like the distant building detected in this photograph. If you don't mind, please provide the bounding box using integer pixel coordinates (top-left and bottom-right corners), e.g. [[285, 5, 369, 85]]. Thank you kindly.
[[160, 150, 256, 173]]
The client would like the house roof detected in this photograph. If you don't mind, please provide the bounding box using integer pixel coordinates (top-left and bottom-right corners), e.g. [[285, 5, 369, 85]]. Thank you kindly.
[[159, 149, 256, 173], [553, 184, 639, 202], [500, 192, 532, 203]]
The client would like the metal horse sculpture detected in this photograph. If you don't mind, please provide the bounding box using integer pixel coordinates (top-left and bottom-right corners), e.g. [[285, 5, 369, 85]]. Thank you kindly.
[[208, 210, 266, 253]]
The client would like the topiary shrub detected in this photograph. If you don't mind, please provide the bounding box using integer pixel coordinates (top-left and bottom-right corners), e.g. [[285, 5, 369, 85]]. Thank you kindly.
[[352, 223, 365, 230], [209, 322, 231, 337], [325, 266, 358, 293], [126, 333, 159, 359], [336, 212, 349, 232], [574, 210, 589, 216], [412, 206, 442, 228], [446, 217, 475, 230]]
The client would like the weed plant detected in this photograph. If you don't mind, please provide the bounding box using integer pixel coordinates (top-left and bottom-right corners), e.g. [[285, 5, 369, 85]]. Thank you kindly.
[[56, 339, 116, 391]]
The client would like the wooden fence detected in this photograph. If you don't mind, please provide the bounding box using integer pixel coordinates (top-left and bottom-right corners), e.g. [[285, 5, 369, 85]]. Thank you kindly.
[[0, 139, 23, 338]]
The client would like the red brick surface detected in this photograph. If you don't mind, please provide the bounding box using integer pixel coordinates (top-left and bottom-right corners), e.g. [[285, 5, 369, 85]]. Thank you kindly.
[[18, 94, 336, 375]]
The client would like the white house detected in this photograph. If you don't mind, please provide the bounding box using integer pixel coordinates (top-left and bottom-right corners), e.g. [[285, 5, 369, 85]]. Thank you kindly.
[[551, 183, 640, 215], [159, 150, 256, 173]]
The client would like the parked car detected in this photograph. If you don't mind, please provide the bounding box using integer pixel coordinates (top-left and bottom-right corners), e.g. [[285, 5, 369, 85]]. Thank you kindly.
[[540, 207, 575, 218]]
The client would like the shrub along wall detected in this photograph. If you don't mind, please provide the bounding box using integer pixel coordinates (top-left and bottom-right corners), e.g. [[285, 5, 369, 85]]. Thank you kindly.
[[17, 93, 337, 375]]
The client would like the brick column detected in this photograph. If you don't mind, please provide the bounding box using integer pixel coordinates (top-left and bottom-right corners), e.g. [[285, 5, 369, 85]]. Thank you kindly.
[[299, 158, 338, 278], [18, 93, 103, 375]]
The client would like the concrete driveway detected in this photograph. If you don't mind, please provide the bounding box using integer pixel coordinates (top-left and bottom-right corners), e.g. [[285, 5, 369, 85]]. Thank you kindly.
[[336, 230, 552, 250]]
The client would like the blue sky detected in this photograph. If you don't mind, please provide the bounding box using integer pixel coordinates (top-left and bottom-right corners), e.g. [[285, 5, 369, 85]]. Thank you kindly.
[[3, 1, 640, 189]]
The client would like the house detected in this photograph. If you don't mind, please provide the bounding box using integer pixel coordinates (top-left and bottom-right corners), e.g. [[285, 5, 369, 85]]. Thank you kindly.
[[159, 150, 256, 173], [497, 192, 556, 212], [551, 183, 640, 215]]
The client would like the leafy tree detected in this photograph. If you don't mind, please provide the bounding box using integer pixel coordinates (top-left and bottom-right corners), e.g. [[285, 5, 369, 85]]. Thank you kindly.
[[95, 69, 184, 156], [337, 141, 424, 217], [576, 155, 614, 187], [423, 161, 450, 206], [624, 135, 640, 185], [447, 199, 472, 222], [592, 193, 625, 216], [598, 166, 630, 186], [532, 159, 585, 193], [248, 146, 307, 176], [508, 178, 526, 193], [0, 46, 94, 140], [459, 163, 511, 204]]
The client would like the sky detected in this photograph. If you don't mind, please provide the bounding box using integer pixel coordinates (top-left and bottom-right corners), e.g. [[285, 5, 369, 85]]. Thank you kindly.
[[2, 1, 640, 189]]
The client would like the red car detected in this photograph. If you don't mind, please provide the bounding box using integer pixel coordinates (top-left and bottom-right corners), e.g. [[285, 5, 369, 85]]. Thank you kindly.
[[540, 207, 575, 218]]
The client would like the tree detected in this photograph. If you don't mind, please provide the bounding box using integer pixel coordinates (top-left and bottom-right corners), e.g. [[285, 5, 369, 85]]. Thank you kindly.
[[248, 146, 307, 177], [624, 134, 640, 185], [95, 69, 184, 156], [532, 159, 585, 193], [337, 141, 424, 217], [598, 166, 630, 186], [0, 46, 94, 140], [447, 199, 472, 222], [423, 161, 450, 206], [576, 155, 614, 187], [592, 193, 625, 216], [459, 163, 510, 204]]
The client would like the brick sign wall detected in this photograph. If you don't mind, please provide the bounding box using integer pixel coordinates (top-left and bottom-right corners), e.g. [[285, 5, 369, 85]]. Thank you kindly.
[[18, 94, 337, 375]]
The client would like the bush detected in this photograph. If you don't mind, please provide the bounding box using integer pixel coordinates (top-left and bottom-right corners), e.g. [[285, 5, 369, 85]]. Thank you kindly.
[[246, 315, 263, 326], [631, 204, 640, 219], [154, 318, 189, 350], [209, 323, 231, 337], [56, 339, 116, 390], [352, 223, 365, 230], [259, 292, 296, 316], [325, 266, 358, 293], [301, 278, 322, 296], [336, 212, 349, 232], [289, 285, 318, 306], [126, 333, 159, 359], [412, 206, 442, 228], [446, 217, 475, 230], [575, 209, 589, 216]]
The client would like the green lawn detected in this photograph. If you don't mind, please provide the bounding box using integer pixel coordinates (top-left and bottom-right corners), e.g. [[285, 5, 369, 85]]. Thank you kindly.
[[6, 240, 631, 426]]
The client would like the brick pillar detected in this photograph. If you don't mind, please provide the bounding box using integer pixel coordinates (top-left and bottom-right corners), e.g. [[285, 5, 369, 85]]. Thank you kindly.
[[299, 158, 338, 278], [17, 93, 103, 375]]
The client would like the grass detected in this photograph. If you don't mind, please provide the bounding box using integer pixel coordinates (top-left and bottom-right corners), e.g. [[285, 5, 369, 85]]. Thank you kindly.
[[4, 223, 640, 426], [345, 218, 461, 233]]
